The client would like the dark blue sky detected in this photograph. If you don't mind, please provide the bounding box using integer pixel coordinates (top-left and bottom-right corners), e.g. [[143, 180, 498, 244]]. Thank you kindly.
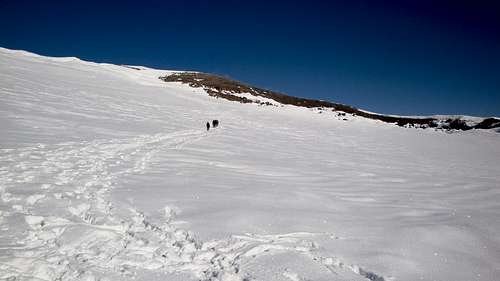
[[1, 0, 499, 116]]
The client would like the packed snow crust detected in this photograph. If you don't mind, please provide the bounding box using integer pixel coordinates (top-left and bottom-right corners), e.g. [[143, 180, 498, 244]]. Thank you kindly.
[[1, 47, 500, 281]]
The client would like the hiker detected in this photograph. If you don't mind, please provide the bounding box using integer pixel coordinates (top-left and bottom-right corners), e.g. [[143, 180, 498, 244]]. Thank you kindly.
[[206, 122, 210, 131], [212, 120, 219, 128]]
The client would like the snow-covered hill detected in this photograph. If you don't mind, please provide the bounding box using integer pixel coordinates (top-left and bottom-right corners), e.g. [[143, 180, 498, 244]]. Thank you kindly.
[[1, 47, 500, 281], [159, 72, 500, 131]]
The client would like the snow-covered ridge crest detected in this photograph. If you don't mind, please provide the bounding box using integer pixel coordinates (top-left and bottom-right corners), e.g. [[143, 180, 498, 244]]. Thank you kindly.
[[0, 46, 177, 77], [0, 46, 87, 64]]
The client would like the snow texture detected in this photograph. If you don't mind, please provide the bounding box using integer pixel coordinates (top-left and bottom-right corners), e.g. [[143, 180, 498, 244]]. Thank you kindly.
[[1, 47, 500, 281]]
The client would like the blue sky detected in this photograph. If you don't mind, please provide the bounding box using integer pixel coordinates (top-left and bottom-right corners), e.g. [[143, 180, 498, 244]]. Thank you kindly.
[[1, 0, 499, 116]]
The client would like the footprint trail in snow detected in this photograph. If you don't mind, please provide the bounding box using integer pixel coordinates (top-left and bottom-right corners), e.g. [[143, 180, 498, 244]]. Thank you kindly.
[[0, 130, 384, 281]]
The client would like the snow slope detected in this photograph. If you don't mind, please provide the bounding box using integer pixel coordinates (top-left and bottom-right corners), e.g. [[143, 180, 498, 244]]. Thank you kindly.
[[1, 47, 500, 281]]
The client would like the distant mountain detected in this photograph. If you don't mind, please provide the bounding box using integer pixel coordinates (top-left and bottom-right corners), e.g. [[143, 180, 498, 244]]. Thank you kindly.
[[159, 72, 500, 131]]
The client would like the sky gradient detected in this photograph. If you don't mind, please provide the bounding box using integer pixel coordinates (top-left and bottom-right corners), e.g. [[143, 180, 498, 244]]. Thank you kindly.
[[1, 0, 499, 116]]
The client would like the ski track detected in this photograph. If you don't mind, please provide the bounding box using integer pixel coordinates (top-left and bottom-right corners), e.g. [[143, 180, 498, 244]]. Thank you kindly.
[[0, 129, 385, 281]]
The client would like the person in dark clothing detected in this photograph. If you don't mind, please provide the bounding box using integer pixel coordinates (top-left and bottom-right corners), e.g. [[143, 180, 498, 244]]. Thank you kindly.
[[212, 120, 219, 128], [206, 122, 210, 131]]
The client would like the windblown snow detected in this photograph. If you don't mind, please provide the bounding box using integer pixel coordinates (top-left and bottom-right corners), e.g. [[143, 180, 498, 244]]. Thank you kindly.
[[1, 47, 500, 281]]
